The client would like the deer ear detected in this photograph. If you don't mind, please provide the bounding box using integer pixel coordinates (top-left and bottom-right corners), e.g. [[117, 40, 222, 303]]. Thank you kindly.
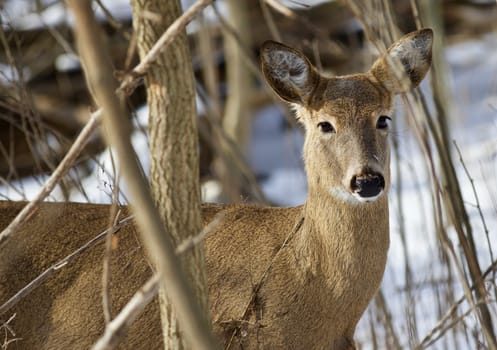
[[370, 28, 433, 93], [261, 41, 320, 104]]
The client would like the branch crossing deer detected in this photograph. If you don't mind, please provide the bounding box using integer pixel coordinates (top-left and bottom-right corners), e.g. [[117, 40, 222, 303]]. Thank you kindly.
[[0, 29, 432, 349]]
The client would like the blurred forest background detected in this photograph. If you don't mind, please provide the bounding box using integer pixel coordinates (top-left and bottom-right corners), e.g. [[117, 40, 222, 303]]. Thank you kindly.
[[1, 0, 497, 349]]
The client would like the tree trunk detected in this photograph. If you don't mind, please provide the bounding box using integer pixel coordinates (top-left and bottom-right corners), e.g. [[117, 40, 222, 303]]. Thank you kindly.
[[130, 1, 211, 349], [216, 0, 255, 202]]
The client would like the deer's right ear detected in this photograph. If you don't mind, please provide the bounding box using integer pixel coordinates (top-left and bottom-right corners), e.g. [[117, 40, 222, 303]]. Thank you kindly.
[[261, 41, 319, 105], [370, 28, 433, 93]]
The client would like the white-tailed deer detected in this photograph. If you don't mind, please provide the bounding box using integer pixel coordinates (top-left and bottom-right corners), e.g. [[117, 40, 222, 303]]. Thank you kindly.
[[0, 29, 432, 349]]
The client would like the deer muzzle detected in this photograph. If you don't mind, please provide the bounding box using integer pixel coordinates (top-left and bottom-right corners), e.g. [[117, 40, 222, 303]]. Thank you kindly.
[[350, 172, 385, 201]]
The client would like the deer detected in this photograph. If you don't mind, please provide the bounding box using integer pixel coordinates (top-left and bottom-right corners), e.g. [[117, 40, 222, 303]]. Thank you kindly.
[[0, 28, 432, 349]]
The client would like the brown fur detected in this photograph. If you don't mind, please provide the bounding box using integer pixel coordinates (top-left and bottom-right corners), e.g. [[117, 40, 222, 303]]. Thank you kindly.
[[0, 29, 432, 349]]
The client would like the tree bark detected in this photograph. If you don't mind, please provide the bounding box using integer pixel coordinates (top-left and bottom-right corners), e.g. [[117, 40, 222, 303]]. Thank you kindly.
[[217, 0, 255, 202], [130, 1, 211, 349]]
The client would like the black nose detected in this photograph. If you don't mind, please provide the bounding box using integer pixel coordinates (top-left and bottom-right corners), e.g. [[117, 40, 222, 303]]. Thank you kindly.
[[350, 172, 385, 198]]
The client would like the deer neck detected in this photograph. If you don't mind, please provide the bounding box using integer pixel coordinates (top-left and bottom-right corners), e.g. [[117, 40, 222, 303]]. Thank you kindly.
[[295, 185, 390, 280]]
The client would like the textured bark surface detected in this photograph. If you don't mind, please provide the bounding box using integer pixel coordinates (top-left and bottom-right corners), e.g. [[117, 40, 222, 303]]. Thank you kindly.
[[130, 1, 210, 348], [222, 0, 253, 146], [217, 0, 254, 202]]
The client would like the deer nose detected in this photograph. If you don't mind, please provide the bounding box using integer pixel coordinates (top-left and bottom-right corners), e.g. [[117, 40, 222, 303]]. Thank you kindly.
[[350, 172, 385, 199]]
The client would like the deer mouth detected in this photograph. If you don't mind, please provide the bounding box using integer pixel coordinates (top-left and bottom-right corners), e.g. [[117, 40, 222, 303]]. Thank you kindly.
[[350, 173, 385, 202]]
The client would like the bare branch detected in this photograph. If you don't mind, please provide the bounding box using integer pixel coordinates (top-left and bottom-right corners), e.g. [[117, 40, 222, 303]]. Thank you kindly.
[[102, 207, 122, 324], [91, 213, 225, 350], [1, 313, 20, 349], [0, 216, 135, 317], [0, 208, 220, 321], [175, 212, 224, 255], [66, 2, 218, 350], [128, 0, 212, 78], [0, 0, 212, 248], [0, 109, 101, 247], [91, 274, 161, 350]]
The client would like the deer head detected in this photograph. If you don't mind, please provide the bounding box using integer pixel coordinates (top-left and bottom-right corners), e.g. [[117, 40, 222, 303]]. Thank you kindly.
[[261, 29, 433, 204]]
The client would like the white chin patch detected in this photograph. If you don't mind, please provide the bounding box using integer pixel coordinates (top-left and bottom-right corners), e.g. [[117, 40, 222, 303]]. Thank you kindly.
[[330, 187, 384, 205], [351, 191, 384, 203]]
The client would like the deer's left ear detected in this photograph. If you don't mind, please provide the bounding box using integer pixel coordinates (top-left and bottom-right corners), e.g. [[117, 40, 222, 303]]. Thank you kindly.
[[260, 40, 320, 105], [370, 28, 433, 93]]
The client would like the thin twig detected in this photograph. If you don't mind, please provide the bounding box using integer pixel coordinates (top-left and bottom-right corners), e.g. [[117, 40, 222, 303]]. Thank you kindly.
[[1, 313, 20, 349], [225, 216, 304, 349], [0, 109, 102, 247], [416, 243, 497, 348], [0, 204, 223, 321], [195, 82, 268, 204], [263, 0, 328, 40], [417, 299, 493, 349], [0, 215, 134, 317], [453, 141, 494, 268], [94, 0, 131, 39], [211, 4, 261, 78], [259, 0, 282, 42], [0, 0, 213, 247], [127, 0, 213, 78], [374, 290, 402, 349], [102, 148, 121, 324], [91, 212, 225, 350], [176, 213, 225, 255], [102, 205, 121, 324], [91, 274, 161, 350]]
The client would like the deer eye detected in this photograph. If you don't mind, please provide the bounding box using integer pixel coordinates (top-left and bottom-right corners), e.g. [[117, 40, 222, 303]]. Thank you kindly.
[[376, 116, 391, 130], [317, 121, 335, 133]]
